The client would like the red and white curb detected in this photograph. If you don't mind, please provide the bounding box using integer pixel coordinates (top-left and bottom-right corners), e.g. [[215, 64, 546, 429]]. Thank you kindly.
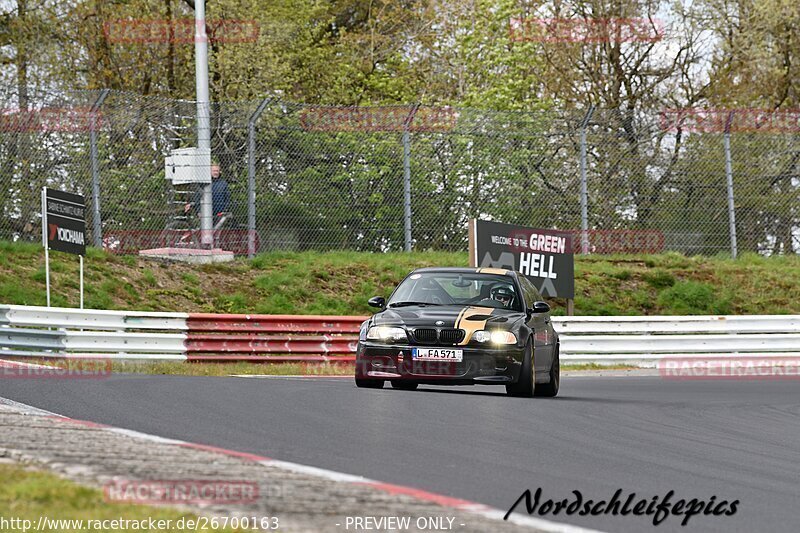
[[0, 396, 602, 533]]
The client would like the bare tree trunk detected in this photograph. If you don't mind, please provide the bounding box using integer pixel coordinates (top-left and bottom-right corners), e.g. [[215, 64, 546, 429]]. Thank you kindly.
[[15, 0, 37, 240]]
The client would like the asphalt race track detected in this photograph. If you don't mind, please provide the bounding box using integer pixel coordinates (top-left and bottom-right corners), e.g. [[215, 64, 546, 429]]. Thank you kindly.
[[1, 374, 798, 533]]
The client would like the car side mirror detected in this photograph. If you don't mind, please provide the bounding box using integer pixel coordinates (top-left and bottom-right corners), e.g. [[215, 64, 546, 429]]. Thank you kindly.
[[529, 301, 550, 314], [368, 296, 386, 309]]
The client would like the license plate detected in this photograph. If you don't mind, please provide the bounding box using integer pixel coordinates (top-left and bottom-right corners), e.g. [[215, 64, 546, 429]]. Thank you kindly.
[[412, 348, 463, 361]]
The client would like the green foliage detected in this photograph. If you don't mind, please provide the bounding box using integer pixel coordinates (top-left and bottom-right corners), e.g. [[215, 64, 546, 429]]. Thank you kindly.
[[181, 272, 200, 285], [31, 267, 47, 283], [611, 269, 633, 280], [4, 1, 798, 256], [0, 464, 241, 532], [248, 250, 469, 314], [0, 280, 45, 306], [643, 270, 676, 288], [215, 292, 251, 313], [1, 243, 799, 316], [142, 269, 157, 285], [656, 281, 733, 315]]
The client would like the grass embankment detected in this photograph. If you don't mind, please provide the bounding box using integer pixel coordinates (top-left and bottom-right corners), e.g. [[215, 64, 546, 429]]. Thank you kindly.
[[0, 463, 241, 532], [1, 240, 799, 316]]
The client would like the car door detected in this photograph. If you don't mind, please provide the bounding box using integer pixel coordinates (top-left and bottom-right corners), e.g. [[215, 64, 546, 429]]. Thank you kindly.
[[519, 276, 555, 374]]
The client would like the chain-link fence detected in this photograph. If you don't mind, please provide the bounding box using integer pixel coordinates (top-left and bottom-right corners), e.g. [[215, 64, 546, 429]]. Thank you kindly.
[[1, 90, 798, 256]]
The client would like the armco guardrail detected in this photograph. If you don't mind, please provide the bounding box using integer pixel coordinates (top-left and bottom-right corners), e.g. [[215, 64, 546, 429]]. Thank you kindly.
[[188, 314, 363, 334], [0, 305, 360, 363], [554, 315, 800, 363], [186, 313, 361, 362], [2, 305, 800, 364]]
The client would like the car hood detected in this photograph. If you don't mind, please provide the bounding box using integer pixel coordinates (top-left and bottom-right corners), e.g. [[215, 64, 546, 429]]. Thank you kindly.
[[371, 305, 524, 329]]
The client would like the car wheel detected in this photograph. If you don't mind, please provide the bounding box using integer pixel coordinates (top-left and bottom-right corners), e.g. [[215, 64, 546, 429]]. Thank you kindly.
[[506, 341, 535, 397], [535, 345, 560, 398], [391, 380, 419, 391], [355, 378, 384, 389]]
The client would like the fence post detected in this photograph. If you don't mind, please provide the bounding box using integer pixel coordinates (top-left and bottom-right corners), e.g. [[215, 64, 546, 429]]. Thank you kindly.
[[579, 105, 595, 255], [402, 104, 420, 252], [195, 0, 213, 247], [724, 111, 738, 258], [90, 89, 110, 247], [247, 97, 272, 259]]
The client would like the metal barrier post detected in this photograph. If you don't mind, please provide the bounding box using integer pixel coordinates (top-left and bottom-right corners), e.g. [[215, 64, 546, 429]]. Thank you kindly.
[[195, 0, 213, 247], [403, 129, 412, 252], [402, 105, 420, 252], [724, 111, 738, 258], [579, 105, 595, 255]]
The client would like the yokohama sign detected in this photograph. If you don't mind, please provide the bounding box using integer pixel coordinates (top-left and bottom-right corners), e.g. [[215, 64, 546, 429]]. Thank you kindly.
[[45, 188, 86, 256]]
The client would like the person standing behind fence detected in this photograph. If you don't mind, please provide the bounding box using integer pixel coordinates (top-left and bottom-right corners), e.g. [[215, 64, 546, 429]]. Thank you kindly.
[[185, 164, 231, 222]]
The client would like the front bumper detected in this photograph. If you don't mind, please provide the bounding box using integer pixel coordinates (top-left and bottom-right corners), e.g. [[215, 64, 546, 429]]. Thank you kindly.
[[356, 341, 525, 384]]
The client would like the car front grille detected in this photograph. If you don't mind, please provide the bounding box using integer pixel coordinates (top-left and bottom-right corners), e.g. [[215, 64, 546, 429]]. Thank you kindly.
[[413, 328, 437, 343], [412, 328, 465, 345], [439, 329, 465, 344]]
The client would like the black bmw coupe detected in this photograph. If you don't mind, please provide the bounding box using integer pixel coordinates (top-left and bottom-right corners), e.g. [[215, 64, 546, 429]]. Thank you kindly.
[[355, 267, 560, 397]]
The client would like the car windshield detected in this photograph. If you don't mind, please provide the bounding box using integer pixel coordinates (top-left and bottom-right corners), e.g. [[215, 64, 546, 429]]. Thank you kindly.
[[388, 272, 522, 311]]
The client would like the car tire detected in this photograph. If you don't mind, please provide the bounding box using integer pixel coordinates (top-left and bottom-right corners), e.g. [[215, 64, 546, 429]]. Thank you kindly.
[[506, 341, 535, 397], [355, 378, 384, 389], [391, 381, 419, 391], [534, 345, 560, 398]]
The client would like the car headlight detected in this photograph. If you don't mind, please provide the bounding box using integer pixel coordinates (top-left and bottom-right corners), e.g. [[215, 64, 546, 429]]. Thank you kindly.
[[473, 330, 517, 345], [366, 326, 408, 343]]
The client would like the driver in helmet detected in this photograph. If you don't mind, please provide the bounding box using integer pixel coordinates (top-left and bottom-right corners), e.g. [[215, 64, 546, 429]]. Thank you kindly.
[[490, 285, 515, 308]]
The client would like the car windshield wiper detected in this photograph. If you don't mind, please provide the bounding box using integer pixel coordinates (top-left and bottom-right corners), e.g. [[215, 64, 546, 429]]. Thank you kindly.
[[388, 301, 438, 308]]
